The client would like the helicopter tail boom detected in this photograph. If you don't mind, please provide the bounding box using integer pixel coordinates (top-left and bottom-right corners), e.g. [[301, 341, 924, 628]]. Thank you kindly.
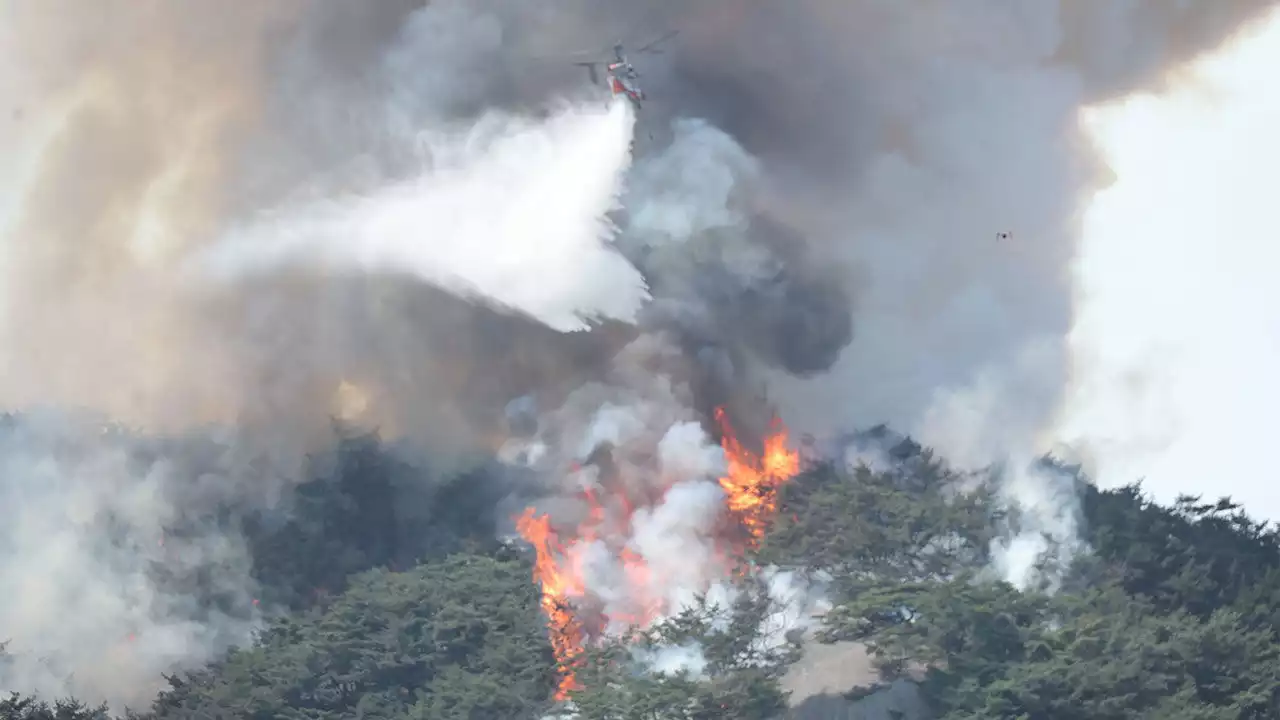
[[573, 61, 600, 85]]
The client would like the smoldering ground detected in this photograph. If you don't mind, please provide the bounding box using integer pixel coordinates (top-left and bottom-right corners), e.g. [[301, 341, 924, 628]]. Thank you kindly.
[[2, 0, 1279, 711]]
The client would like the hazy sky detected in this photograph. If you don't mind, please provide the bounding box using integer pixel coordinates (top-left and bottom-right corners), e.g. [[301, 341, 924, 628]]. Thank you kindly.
[[1059, 6, 1280, 519]]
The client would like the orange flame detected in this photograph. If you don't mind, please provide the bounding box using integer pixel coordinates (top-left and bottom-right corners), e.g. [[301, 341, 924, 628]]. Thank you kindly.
[[514, 407, 799, 700], [714, 408, 801, 548], [514, 507, 586, 698]]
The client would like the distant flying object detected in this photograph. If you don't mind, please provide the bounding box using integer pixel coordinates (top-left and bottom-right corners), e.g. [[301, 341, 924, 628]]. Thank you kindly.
[[571, 30, 677, 110], [997, 231, 1012, 241]]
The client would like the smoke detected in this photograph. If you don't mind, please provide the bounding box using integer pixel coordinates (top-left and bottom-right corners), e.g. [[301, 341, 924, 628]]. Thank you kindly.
[[620, 118, 856, 377], [3, 0, 1279, 709], [913, 337, 1085, 589], [0, 1, 294, 430], [0, 412, 273, 711], [721, 0, 1278, 588], [989, 460, 1086, 592], [503, 333, 826, 694], [503, 333, 734, 628], [628, 567, 829, 680]]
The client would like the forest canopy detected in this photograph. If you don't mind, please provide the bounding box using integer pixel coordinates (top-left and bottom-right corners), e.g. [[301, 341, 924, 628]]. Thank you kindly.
[[2, 424, 1279, 720]]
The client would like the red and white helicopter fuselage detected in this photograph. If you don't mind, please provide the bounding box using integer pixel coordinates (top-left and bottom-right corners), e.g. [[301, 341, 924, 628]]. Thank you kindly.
[[605, 61, 645, 108]]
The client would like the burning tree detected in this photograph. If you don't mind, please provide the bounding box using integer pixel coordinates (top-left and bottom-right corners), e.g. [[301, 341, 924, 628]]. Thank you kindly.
[[513, 406, 801, 700]]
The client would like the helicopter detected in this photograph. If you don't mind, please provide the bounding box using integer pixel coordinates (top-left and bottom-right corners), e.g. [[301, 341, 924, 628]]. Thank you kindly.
[[571, 30, 678, 110]]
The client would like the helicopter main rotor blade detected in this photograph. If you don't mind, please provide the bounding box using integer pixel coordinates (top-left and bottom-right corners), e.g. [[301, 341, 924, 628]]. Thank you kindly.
[[543, 28, 675, 64], [635, 29, 678, 54]]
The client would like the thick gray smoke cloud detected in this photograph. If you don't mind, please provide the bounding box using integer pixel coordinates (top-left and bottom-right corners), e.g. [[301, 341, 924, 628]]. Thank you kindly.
[[2, 0, 1278, 710]]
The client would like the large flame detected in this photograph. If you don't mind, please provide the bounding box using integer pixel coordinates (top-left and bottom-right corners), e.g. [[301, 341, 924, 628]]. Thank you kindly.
[[515, 408, 800, 700], [714, 407, 801, 549], [513, 508, 588, 698]]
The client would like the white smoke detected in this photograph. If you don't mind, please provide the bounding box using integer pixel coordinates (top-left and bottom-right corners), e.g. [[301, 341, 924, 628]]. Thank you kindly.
[[633, 642, 709, 679], [0, 413, 273, 711], [621, 118, 787, 322], [504, 333, 828, 690], [505, 334, 735, 623], [195, 99, 647, 333], [914, 338, 1084, 589], [624, 118, 759, 250], [630, 567, 830, 682], [987, 461, 1086, 591]]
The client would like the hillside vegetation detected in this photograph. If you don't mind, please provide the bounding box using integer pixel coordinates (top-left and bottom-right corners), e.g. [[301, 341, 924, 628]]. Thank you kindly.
[[3, 426, 1279, 719]]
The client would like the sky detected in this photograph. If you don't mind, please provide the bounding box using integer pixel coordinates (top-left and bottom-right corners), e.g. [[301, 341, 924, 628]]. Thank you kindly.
[[1058, 6, 1280, 519]]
